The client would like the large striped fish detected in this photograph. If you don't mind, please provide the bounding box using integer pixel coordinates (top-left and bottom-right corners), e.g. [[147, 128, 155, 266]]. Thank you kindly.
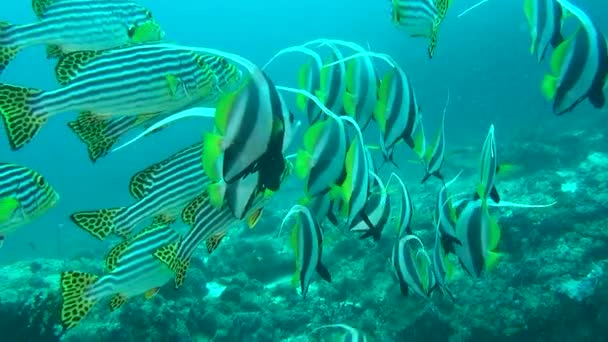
[[523, 0, 565, 63], [421, 94, 447, 184], [0, 162, 58, 247], [66, 55, 242, 162], [387, 173, 413, 239], [349, 173, 390, 242], [390, 0, 453, 58], [541, 0, 608, 114], [0, 0, 163, 72], [453, 199, 502, 278], [285, 205, 332, 298], [154, 192, 264, 288], [374, 65, 424, 165], [70, 143, 209, 240], [0, 43, 223, 150], [474, 124, 500, 204], [59, 222, 180, 330]]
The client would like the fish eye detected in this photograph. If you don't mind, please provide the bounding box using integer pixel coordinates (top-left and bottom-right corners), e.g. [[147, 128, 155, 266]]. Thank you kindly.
[[36, 175, 46, 187], [145, 10, 153, 19]]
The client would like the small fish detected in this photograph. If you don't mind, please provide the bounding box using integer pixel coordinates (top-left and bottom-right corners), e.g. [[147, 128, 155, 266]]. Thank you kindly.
[[474, 124, 501, 204], [434, 172, 462, 253], [59, 222, 179, 330], [0, 163, 59, 245], [453, 199, 502, 278], [373, 65, 424, 164], [70, 143, 209, 240], [330, 126, 371, 228], [421, 91, 448, 184], [523, 0, 565, 63], [541, 0, 608, 114], [342, 47, 378, 130], [350, 173, 390, 242], [0, 0, 164, 73], [0, 43, 220, 150], [431, 220, 455, 301], [283, 205, 332, 298], [390, 0, 452, 58], [314, 324, 367, 342], [387, 173, 413, 238], [315, 47, 346, 124], [294, 116, 347, 198], [391, 234, 435, 298], [155, 191, 265, 288], [302, 191, 341, 227], [296, 50, 324, 124], [202, 67, 295, 212]]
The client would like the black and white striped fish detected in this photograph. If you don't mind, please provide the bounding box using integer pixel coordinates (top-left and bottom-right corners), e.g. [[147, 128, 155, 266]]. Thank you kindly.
[[523, 0, 565, 63], [284, 205, 332, 298], [453, 199, 502, 278], [434, 172, 462, 253], [387, 173, 413, 238], [0, 162, 58, 246], [431, 220, 455, 301], [374, 65, 424, 164], [66, 55, 242, 162], [70, 143, 209, 240], [342, 44, 379, 130], [350, 173, 390, 242], [59, 222, 179, 330], [294, 116, 347, 199], [0, 0, 164, 73], [0, 43, 221, 150], [541, 0, 608, 114], [474, 124, 500, 204], [421, 94, 447, 184], [391, 234, 435, 298]]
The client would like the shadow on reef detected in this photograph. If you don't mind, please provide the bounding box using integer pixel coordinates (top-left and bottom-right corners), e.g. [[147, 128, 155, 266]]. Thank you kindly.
[[0, 289, 62, 342]]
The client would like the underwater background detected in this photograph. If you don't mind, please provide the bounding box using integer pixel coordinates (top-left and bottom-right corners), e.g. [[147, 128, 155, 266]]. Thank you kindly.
[[1, 0, 608, 341]]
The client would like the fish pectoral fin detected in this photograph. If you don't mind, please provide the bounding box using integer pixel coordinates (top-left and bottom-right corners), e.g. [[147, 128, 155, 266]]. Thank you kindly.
[[0, 196, 19, 221], [109, 293, 128, 311], [165, 74, 180, 97], [144, 288, 160, 299], [60, 271, 99, 330], [316, 262, 332, 283]]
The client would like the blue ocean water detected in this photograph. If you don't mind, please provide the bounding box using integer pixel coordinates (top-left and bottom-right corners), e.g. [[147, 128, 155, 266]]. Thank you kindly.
[[1, 0, 608, 340]]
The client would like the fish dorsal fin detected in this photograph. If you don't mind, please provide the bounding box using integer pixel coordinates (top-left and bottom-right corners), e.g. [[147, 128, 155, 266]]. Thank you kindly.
[[128, 165, 160, 199], [181, 192, 208, 226], [32, 0, 55, 19], [104, 240, 130, 271], [55, 50, 104, 85]]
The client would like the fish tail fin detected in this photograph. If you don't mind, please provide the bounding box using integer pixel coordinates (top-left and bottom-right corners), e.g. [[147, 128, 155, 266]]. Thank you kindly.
[[0, 22, 21, 74], [70, 207, 128, 240], [67, 112, 118, 162], [60, 271, 99, 330], [316, 262, 332, 282], [0, 83, 46, 150]]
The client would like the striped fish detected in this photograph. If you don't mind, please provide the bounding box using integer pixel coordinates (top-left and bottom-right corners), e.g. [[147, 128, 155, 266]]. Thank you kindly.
[[314, 324, 367, 342], [59, 222, 179, 330], [66, 56, 242, 162], [523, 0, 565, 63], [314, 47, 346, 123], [294, 116, 347, 198], [342, 45, 379, 130], [154, 193, 264, 288], [434, 172, 462, 253], [390, 0, 452, 58], [421, 94, 447, 184], [202, 67, 295, 212], [474, 124, 500, 204], [331, 129, 370, 228], [391, 234, 435, 298], [70, 143, 209, 240], [0, 43, 221, 150], [296, 51, 324, 124], [387, 173, 413, 238], [453, 199, 502, 278], [541, 0, 608, 114], [0, 0, 163, 73], [0, 162, 58, 246], [431, 220, 455, 301], [350, 173, 390, 242], [285, 205, 332, 298], [374, 65, 424, 165]]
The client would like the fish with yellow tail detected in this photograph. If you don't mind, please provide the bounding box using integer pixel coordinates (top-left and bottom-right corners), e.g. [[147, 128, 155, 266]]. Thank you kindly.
[[391, 234, 436, 298]]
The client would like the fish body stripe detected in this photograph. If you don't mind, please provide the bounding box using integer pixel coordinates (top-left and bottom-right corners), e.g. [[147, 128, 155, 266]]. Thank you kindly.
[[427, 121, 445, 174], [346, 141, 369, 225], [307, 119, 346, 196], [454, 200, 486, 277], [297, 210, 320, 297]]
